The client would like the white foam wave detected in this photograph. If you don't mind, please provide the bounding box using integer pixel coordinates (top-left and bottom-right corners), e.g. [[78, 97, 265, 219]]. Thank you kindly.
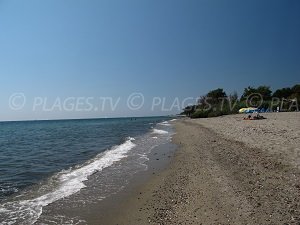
[[170, 119, 177, 122], [152, 129, 169, 135], [158, 121, 171, 126], [0, 138, 136, 225]]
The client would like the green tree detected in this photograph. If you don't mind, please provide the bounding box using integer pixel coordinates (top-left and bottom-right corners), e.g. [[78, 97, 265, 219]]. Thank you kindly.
[[206, 88, 227, 104], [229, 91, 239, 102], [206, 88, 227, 99], [273, 88, 292, 99], [291, 84, 300, 95], [241, 86, 256, 100], [241, 86, 272, 101], [256, 86, 272, 100], [290, 84, 300, 101], [182, 105, 196, 116]]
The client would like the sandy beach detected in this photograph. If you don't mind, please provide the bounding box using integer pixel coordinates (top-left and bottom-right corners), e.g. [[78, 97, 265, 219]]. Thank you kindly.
[[108, 112, 300, 225]]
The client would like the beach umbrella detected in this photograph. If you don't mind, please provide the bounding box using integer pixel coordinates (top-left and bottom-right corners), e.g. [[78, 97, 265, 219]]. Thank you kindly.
[[239, 107, 258, 113]]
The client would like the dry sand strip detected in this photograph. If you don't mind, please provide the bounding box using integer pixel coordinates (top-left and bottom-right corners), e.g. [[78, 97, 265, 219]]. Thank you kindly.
[[110, 117, 300, 225], [194, 112, 300, 170]]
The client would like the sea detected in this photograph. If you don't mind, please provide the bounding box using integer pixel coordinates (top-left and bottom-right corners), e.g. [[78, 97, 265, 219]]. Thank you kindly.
[[0, 117, 175, 224]]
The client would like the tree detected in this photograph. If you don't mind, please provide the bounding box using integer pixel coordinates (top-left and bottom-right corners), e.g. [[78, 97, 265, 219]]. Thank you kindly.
[[241, 86, 272, 101], [197, 95, 207, 106], [206, 88, 227, 99], [290, 84, 300, 101], [229, 91, 239, 102], [273, 88, 292, 99], [291, 84, 300, 94], [206, 88, 227, 104], [182, 105, 196, 117], [256, 86, 272, 100], [241, 86, 256, 101]]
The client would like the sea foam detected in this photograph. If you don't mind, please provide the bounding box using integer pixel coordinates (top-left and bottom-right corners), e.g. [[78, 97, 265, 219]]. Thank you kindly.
[[0, 138, 136, 225], [152, 129, 169, 135], [158, 121, 171, 126]]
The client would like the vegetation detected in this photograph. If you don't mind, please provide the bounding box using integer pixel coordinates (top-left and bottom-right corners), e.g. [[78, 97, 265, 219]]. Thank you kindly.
[[182, 84, 300, 118]]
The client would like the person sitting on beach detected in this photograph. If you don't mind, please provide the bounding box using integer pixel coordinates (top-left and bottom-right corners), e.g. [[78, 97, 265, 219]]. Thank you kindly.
[[244, 113, 266, 120], [254, 112, 266, 119], [244, 114, 252, 120], [253, 112, 259, 119]]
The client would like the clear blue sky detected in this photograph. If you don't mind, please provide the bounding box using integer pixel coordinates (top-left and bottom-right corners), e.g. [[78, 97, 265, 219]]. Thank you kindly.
[[0, 0, 299, 120]]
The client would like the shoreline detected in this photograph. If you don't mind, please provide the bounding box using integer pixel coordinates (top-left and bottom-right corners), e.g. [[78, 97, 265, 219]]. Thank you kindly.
[[0, 117, 176, 225], [105, 112, 300, 224], [82, 142, 177, 225], [32, 136, 177, 225]]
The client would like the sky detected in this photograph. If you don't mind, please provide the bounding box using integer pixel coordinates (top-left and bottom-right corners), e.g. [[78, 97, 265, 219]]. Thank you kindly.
[[0, 0, 299, 121]]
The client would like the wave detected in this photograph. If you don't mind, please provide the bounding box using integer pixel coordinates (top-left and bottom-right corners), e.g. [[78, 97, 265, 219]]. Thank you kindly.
[[0, 137, 136, 225], [152, 129, 169, 135], [0, 185, 18, 197], [158, 121, 171, 126]]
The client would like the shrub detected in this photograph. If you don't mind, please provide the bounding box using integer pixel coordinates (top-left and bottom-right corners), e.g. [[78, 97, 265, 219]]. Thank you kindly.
[[208, 110, 223, 117], [191, 110, 210, 118]]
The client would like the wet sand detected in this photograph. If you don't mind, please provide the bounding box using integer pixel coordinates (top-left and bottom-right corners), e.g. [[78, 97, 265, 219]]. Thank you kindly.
[[50, 143, 176, 225], [107, 112, 300, 225], [71, 142, 177, 225]]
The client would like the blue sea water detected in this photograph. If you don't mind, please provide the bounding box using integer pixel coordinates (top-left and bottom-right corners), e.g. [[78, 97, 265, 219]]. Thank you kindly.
[[0, 117, 175, 224]]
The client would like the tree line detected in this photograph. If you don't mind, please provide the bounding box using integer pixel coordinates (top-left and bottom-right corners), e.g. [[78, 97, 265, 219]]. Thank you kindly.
[[182, 84, 300, 118]]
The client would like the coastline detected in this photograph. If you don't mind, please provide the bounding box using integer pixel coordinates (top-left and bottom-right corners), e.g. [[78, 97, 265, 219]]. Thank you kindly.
[[32, 135, 177, 225], [0, 117, 176, 225], [106, 112, 300, 224], [81, 142, 177, 225]]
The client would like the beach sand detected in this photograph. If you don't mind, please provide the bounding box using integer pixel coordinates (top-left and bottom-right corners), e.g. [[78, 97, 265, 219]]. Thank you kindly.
[[103, 112, 300, 225]]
